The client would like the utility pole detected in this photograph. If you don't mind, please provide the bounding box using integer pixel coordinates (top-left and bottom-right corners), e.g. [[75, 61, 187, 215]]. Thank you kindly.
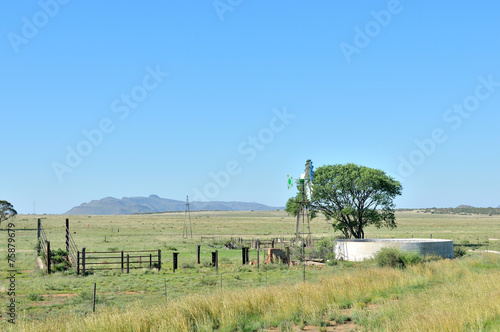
[[183, 196, 192, 239]]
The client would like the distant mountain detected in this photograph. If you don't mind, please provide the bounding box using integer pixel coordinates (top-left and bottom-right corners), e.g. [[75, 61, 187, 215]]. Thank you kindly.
[[456, 205, 475, 209], [64, 195, 283, 215]]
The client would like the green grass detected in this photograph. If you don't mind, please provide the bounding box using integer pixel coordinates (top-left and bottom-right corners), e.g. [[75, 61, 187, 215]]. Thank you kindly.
[[0, 210, 499, 329], [5, 254, 500, 331]]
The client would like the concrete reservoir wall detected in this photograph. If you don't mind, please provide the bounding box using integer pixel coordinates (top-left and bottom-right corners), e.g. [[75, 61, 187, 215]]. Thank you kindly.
[[335, 238, 454, 262]]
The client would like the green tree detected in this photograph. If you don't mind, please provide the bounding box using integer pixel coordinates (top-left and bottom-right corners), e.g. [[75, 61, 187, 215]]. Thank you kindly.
[[285, 191, 317, 219], [0, 200, 17, 227], [310, 163, 402, 239]]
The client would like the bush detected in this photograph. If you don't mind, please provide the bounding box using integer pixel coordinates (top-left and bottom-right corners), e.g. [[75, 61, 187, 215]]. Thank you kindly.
[[49, 248, 72, 272], [454, 246, 467, 258], [27, 293, 44, 302], [375, 248, 422, 269], [315, 237, 336, 261]]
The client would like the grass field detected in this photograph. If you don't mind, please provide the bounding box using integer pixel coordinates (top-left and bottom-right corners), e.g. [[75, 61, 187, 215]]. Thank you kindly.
[[0, 210, 499, 330]]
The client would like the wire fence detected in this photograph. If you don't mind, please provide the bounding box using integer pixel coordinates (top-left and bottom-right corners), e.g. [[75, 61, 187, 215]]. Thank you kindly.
[[65, 219, 79, 268]]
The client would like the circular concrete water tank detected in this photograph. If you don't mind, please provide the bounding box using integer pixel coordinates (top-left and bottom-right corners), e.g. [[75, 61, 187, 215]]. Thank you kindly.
[[334, 238, 453, 261]]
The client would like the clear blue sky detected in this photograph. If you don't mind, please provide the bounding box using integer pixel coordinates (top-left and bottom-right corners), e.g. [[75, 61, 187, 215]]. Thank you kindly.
[[2, 1, 500, 214]]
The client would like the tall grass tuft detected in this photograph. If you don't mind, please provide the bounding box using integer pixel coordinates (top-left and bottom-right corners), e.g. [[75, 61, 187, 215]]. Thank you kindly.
[[375, 247, 423, 269]]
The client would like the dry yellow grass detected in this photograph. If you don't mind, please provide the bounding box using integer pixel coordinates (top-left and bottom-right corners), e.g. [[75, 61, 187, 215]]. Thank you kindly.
[[10, 254, 499, 331], [359, 254, 500, 331]]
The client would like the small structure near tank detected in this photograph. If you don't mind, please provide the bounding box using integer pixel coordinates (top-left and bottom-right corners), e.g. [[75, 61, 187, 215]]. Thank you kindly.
[[266, 248, 288, 264], [335, 238, 453, 261]]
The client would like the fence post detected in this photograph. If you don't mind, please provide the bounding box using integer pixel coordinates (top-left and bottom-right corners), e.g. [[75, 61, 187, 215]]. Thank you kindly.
[[65, 218, 70, 254], [149, 254, 152, 269], [158, 249, 162, 271], [242, 247, 246, 265], [93, 283, 97, 313], [286, 247, 290, 268], [37, 219, 41, 256], [121, 251, 124, 273], [173, 252, 178, 273], [77, 250, 80, 275], [212, 251, 216, 267], [46, 241, 51, 275], [197, 245, 201, 264], [82, 247, 86, 276], [215, 250, 218, 274], [127, 254, 130, 273]]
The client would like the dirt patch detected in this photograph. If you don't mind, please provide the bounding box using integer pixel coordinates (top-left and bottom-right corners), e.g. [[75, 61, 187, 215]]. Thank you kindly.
[[468, 250, 500, 254], [124, 290, 145, 294]]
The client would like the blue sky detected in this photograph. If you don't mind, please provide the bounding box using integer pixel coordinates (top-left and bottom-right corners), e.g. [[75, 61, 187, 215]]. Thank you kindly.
[[2, 1, 500, 214]]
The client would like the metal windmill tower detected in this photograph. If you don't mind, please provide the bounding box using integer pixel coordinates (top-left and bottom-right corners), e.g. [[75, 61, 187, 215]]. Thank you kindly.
[[182, 196, 192, 239], [290, 160, 314, 246]]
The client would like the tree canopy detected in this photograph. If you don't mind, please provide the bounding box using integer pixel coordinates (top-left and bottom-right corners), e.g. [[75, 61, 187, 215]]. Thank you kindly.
[[310, 163, 402, 239], [285, 191, 316, 219], [0, 200, 17, 226]]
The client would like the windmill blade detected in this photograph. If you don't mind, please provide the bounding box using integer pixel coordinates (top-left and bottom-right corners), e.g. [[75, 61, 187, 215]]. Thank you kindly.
[[287, 174, 294, 189]]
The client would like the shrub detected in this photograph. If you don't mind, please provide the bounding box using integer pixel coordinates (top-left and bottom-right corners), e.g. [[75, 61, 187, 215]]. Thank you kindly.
[[375, 248, 422, 269], [454, 246, 467, 258], [315, 237, 336, 261], [402, 251, 423, 265], [49, 248, 72, 272], [27, 293, 44, 302]]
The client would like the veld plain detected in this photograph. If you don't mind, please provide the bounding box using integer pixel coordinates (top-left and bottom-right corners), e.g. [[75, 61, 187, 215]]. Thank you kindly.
[[0, 210, 499, 331]]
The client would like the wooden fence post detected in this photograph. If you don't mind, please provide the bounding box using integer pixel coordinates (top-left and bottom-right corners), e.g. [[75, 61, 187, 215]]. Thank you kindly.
[[121, 251, 124, 273], [65, 218, 69, 254], [37, 219, 41, 256], [46, 241, 51, 275], [197, 245, 201, 264], [93, 283, 97, 313], [286, 247, 290, 268], [77, 250, 80, 275], [82, 247, 86, 276], [149, 254, 152, 269], [127, 254, 130, 273], [215, 250, 218, 274], [158, 249, 161, 271], [173, 252, 178, 273]]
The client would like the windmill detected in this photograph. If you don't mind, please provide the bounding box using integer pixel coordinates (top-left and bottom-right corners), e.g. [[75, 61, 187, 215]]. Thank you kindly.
[[182, 196, 192, 239], [289, 159, 314, 246]]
